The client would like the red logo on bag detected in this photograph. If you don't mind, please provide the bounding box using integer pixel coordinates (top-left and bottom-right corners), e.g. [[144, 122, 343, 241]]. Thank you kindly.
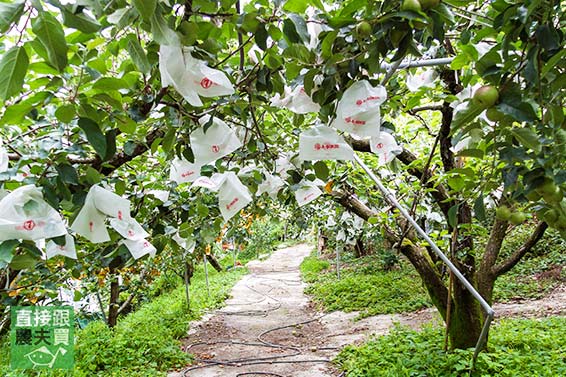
[[200, 77, 213, 89], [356, 95, 381, 106], [226, 197, 239, 210], [143, 241, 150, 248], [314, 143, 340, 151], [117, 210, 123, 220], [181, 171, 195, 178], [303, 193, 315, 201], [344, 116, 366, 125], [211, 145, 220, 153], [376, 142, 384, 149], [89, 221, 94, 232], [23, 220, 36, 231], [128, 230, 135, 237]]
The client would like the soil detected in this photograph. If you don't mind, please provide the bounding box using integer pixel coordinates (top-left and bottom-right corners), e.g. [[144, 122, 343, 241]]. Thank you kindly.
[[169, 243, 566, 377]]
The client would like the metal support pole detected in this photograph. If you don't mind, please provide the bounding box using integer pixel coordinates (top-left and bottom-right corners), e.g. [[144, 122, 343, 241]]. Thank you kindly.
[[336, 244, 341, 280], [380, 57, 454, 70], [353, 154, 494, 366]]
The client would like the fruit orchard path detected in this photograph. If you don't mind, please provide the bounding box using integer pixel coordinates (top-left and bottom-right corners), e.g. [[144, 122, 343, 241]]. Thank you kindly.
[[169, 243, 566, 377]]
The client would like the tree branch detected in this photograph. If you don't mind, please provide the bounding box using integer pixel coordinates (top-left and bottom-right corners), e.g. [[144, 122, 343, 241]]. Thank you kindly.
[[493, 221, 548, 276]]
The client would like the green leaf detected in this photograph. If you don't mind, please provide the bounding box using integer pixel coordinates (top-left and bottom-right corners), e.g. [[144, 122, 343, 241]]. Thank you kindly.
[[78, 117, 107, 158], [511, 128, 541, 153], [0, 0, 25, 34], [283, 0, 309, 13], [0, 240, 19, 268], [288, 14, 309, 44], [32, 11, 68, 72], [321, 30, 338, 58], [0, 46, 29, 101], [474, 195, 486, 222], [133, 0, 157, 21], [92, 77, 131, 91], [54, 104, 75, 123], [451, 102, 484, 133], [56, 163, 79, 185], [313, 161, 329, 181], [104, 129, 117, 161], [115, 179, 126, 196], [162, 128, 176, 153], [61, 7, 101, 33], [151, 11, 179, 46], [367, 216, 379, 225], [10, 253, 38, 270], [126, 36, 152, 75], [255, 23, 268, 50], [283, 18, 302, 44], [448, 204, 459, 228]]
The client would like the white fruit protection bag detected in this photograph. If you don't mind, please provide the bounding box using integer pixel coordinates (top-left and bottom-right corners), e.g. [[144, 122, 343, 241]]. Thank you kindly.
[[169, 157, 202, 184], [370, 132, 402, 164], [120, 238, 157, 260], [190, 173, 227, 191], [70, 186, 146, 247], [0, 185, 67, 242], [190, 172, 252, 221], [270, 85, 320, 114], [294, 180, 323, 207], [46, 234, 77, 259], [332, 80, 387, 138], [173, 233, 196, 254], [0, 141, 8, 173], [299, 125, 354, 161], [190, 115, 243, 165], [406, 69, 438, 92], [159, 45, 235, 107], [218, 172, 252, 221], [256, 172, 285, 199]]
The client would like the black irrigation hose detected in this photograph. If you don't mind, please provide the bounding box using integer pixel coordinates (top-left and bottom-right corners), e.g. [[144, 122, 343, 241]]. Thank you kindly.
[[219, 281, 282, 316], [181, 271, 335, 376]]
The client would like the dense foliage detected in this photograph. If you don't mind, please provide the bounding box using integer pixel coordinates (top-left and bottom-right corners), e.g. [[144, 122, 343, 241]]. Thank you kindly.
[[1, 0, 565, 350], [0, 260, 246, 376]]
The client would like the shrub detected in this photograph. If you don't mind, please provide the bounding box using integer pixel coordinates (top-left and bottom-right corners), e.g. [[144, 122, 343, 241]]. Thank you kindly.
[[336, 317, 566, 376]]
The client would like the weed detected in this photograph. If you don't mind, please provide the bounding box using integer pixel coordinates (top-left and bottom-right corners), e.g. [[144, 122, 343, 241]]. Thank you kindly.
[[335, 317, 566, 376]]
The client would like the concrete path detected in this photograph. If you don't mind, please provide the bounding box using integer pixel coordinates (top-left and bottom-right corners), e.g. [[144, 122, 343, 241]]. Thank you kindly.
[[169, 243, 566, 377]]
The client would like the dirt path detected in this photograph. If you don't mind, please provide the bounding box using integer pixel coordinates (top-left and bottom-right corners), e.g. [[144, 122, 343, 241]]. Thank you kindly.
[[169, 243, 566, 377]]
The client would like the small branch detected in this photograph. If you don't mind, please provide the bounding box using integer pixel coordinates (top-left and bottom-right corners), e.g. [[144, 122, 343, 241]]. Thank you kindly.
[[493, 222, 548, 276], [213, 35, 254, 69], [407, 104, 444, 114], [235, 1, 245, 73]]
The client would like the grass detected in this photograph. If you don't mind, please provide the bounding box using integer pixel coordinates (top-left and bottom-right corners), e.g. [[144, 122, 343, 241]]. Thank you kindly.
[[300, 252, 432, 318], [493, 229, 566, 302], [0, 262, 247, 377], [335, 316, 566, 376]]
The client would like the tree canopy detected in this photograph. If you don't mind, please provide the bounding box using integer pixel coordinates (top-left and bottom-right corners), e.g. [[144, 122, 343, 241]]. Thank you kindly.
[[1, 0, 565, 349]]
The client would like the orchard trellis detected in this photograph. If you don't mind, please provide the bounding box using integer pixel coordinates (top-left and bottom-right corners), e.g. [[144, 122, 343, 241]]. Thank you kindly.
[[0, 0, 565, 369]]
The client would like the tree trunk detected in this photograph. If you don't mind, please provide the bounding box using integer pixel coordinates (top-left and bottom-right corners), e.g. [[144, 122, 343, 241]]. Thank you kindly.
[[206, 254, 223, 272], [107, 270, 120, 328]]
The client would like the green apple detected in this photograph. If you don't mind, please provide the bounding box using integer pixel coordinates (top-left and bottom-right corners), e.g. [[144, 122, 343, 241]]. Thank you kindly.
[[555, 215, 566, 232], [390, 29, 406, 47], [401, 0, 422, 12], [472, 85, 499, 108], [486, 107, 505, 122], [419, 0, 440, 9], [356, 21, 372, 38], [495, 205, 511, 221], [535, 178, 558, 196], [543, 209, 560, 225], [542, 186, 563, 204], [509, 211, 527, 225], [525, 190, 542, 202]]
